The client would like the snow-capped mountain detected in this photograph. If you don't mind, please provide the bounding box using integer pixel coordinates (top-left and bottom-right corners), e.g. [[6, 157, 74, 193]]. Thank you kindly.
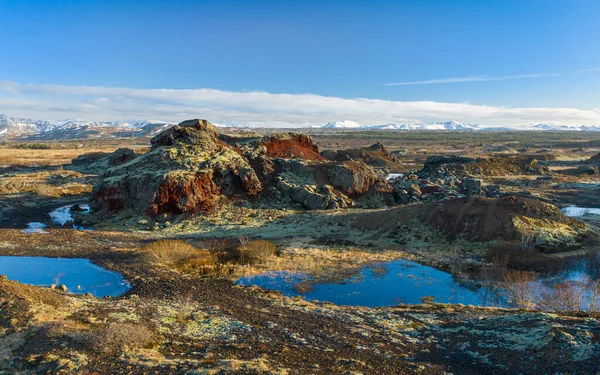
[[322, 120, 362, 129], [319, 120, 477, 131], [366, 121, 477, 131], [3, 113, 600, 140], [0, 114, 175, 138], [0, 114, 39, 134], [526, 123, 600, 132]]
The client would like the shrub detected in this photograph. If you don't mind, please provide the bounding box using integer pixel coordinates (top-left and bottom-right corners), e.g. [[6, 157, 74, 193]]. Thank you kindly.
[[519, 232, 539, 253], [538, 281, 585, 313], [232, 239, 277, 265], [92, 323, 155, 354], [502, 269, 539, 309], [143, 240, 219, 275], [143, 240, 197, 264], [479, 255, 508, 283]]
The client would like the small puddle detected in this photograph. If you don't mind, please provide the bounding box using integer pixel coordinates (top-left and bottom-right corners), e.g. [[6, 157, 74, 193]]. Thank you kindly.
[[562, 206, 600, 217], [0, 256, 130, 297], [50, 203, 91, 227], [22, 222, 48, 234], [237, 260, 488, 307], [24, 203, 93, 233]]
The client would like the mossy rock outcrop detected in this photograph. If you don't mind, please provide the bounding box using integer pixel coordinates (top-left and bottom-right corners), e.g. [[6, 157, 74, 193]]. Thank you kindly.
[[68, 148, 138, 174], [93, 119, 262, 216], [91, 119, 388, 216]]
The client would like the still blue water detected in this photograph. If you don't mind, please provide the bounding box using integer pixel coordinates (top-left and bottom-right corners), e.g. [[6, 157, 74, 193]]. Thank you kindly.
[[237, 255, 600, 308], [0, 256, 130, 297], [237, 260, 493, 307]]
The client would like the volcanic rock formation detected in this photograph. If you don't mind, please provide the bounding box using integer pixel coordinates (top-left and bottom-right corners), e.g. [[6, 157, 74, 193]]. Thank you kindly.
[[321, 142, 403, 170], [93, 119, 262, 216], [91, 119, 387, 216]]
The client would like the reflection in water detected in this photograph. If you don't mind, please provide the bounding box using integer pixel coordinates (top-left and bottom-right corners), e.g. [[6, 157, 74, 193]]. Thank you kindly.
[[0, 256, 130, 297], [237, 260, 492, 307], [237, 255, 600, 309]]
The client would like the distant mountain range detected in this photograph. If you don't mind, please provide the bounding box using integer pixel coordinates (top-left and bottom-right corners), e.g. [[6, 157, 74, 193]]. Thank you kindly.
[[323, 120, 478, 131], [0, 114, 177, 140], [2, 114, 600, 140]]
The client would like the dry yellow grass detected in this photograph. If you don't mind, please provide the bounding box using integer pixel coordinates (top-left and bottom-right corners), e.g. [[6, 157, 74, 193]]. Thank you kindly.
[[232, 239, 278, 265], [142, 240, 220, 275], [235, 247, 407, 282], [0, 144, 148, 168], [0, 148, 96, 167], [0, 170, 92, 197]]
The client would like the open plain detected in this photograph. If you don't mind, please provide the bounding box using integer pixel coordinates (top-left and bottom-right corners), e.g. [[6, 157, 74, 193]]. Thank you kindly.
[[1, 121, 600, 374]]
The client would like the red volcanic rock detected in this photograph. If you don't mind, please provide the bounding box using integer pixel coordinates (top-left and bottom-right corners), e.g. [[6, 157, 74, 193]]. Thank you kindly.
[[260, 133, 324, 161], [420, 185, 443, 195], [150, 172, 220, 216]]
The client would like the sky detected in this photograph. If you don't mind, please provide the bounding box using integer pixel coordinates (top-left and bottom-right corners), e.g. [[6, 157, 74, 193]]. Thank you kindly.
[[1, 0, 600, 127]]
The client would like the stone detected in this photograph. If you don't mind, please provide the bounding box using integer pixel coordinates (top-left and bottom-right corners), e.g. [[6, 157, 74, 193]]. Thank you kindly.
[[408, 184, 422, 196], [462, 178, 482, 192], [327, 162, 380, 196]]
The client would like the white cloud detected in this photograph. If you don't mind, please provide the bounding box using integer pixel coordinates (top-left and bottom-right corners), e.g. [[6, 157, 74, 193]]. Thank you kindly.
[[1, 80, 599, 127], [384, 73, 561, 86]]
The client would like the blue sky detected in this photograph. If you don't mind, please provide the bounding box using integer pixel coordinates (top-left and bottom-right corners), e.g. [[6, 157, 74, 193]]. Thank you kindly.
[[1, 0, 600, 126]]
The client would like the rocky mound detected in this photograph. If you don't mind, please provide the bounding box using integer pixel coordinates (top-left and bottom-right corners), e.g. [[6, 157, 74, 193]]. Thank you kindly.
[[586, 153, 600, 165], [418, 155, 551, 179], [419, 196, 595, 251], [272, 159, 387, 210], [347, 195, 596, 252], [68, 148, 138, 174], [93, 119, 262, 216], [91, 119, 389, 216], [321, 142, 403, 170]]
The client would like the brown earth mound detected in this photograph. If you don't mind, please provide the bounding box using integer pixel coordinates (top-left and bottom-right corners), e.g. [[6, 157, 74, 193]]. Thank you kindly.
[[68, 148, 138, 174], [419, 196, 595, 251], [259, 133, 324, 161], [419, 196, 565, 241], [419, 155, 551, 178], [346, 195, 595, 252], [587, 153, 600, 165], [321, 142, 403, 170]]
